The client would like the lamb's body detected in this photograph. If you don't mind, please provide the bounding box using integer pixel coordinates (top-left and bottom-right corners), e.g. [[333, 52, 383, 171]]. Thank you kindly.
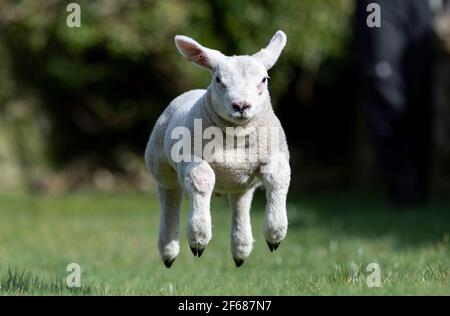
[[145, 31, 291, 268], [146, 89, 289, 193]]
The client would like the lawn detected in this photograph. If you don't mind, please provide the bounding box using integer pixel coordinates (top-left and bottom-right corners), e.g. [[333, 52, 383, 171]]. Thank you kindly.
[[0, 190, 448, 295]]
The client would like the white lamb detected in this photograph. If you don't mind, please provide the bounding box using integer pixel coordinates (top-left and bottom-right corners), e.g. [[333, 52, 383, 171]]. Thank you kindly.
[[145, 31, 291, 268]]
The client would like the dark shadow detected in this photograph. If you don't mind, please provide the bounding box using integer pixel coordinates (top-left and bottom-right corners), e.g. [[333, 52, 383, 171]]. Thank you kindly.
[[253, 190, 450, 248]]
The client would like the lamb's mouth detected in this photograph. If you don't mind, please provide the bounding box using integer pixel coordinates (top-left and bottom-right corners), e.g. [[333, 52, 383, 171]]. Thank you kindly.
[[229, 116, 251, 125], [230, 112, 251, 121]]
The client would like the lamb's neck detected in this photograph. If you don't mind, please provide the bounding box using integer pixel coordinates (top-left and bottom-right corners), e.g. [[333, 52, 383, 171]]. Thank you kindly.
[[200, 90, 229, 130]]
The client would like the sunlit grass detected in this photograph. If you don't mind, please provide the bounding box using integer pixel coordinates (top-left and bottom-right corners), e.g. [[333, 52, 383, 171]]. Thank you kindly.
[[0, 191, 448, 295]]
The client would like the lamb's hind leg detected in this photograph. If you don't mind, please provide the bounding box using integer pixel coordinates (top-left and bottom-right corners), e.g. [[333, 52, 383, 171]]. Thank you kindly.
[[180, 160, 215, 257], [261, 154, 290, 252], [157, 185, 183, 268], [228, 188, 255, 267]]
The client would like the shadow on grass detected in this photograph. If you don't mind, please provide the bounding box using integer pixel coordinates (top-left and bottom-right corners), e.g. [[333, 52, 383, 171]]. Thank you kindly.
[[253, 190, 450, 249]]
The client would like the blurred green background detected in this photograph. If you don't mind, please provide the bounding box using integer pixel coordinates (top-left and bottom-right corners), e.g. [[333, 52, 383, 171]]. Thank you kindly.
[[0, 0, 367, 194], [0, 0, 449, 195]]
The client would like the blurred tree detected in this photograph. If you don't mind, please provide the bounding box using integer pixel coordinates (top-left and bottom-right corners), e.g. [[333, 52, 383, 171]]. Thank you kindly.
[[0, 0, 361, 191]]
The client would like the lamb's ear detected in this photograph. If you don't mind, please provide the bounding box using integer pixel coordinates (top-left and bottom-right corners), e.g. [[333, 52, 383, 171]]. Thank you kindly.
[[253, 30, 287, 70], [175, 35, 225, 71]]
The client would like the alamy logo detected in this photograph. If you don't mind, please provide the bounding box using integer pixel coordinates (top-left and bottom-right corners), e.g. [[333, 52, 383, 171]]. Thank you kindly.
[[366, 262, 381, 288], [170, 119, 280, 165], [66, 263, 81, 288], [66, 3, 81, 28], [366, 3, 381, 28]]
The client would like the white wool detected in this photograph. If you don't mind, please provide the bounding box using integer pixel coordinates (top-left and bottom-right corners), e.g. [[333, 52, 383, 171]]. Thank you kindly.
[[145, 31, 291, 267]]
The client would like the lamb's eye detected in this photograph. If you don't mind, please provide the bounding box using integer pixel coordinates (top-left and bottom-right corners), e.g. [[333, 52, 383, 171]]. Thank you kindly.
[[216, 77, 221, 84], [261, 77, 268, 84]]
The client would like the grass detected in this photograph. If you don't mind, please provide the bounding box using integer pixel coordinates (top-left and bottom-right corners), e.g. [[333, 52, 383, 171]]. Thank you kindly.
[[0, 190, 448, 295]]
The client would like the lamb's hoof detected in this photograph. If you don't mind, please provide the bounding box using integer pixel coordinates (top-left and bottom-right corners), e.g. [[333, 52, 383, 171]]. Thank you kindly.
[[266, 241, 280, 252], [190, 246, 205, 257], [233, 258, 245, 268], [163, 257, 175, 268]]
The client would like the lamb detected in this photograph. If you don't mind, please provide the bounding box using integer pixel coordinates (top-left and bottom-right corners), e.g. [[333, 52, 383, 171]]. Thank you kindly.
[[145, 30, 290, 268]]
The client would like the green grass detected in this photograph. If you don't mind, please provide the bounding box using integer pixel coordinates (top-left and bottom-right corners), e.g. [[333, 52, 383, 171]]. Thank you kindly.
[[0, 190, 448, 295]]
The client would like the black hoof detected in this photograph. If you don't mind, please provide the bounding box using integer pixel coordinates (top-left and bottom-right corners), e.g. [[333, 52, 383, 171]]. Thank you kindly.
[[233, 258, 244, 268], [190, 246, 198, 256], [266, 241, 280, 252], [163, 258, 175, 268], [197, 247, 205, 257]]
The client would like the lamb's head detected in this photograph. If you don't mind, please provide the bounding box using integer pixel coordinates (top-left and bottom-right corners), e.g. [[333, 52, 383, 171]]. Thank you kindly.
[[175, 31, 287, 125]]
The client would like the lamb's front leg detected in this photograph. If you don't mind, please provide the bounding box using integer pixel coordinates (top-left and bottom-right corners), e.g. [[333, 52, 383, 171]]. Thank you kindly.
[[228, 188, 255, 267], [261, 154, 290, 251], [181, 160, 215, 257]]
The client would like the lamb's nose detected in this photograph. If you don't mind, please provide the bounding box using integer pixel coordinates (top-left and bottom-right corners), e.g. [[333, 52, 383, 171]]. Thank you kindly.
[[232, 101, 251, 113]]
